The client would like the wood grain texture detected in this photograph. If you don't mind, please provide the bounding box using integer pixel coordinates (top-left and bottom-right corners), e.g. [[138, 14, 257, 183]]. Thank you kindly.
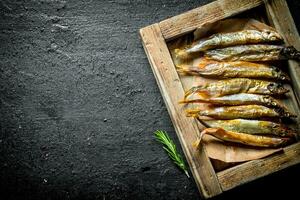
[[217, 0, 300, 192], [140, 24, 222, 199], [265, 0, 300, 106], [159, 0, 263, 40], [217, 142, 300, 191], [140, 0, 300, 198]]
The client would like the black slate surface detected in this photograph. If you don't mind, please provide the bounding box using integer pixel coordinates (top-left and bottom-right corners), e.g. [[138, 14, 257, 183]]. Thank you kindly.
[[0, 0, 300, 199]]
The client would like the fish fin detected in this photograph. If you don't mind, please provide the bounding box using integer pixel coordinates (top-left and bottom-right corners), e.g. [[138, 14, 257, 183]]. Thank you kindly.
[[185, 109, 200, 117], [198, 59, 216, 69], [197, 91, 210, 98], [178, 99, 206, 104], [198, 60, 209, 69]]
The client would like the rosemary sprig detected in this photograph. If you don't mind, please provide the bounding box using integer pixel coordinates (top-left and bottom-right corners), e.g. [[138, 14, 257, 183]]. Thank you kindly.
[[154, 130, 190, 178]]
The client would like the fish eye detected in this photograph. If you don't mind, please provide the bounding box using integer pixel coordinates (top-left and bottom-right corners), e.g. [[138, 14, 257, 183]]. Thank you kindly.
[[272, 124, 279, 129], [268, 34, 278, 40], [263, 96, 271, 102], [275, 108, 286, 116], [281, 76, 286, 80], [271, 36, 277, 40], [277, 83, 283, 87], [267, 83, 275, 92]]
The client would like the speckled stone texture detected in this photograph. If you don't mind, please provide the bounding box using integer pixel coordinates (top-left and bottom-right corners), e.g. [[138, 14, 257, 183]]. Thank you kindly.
[[0, 0, 300, 199]]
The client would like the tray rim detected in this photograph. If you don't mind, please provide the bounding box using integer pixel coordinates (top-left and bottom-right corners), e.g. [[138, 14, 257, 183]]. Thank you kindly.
[[140, 0, 300, 198]]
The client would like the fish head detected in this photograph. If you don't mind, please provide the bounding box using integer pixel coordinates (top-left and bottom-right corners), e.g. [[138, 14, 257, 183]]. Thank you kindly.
[[267, 83, 289, 95], [271, 66, 290, 81], [278, 72, 290, 81], [283, 111, 297, 118], [263, 95, 292, 112], [272, 124, 298, 139], [272, 124, 297, 138], [262, 29, 282, 41], [274, 107, 297, 118], [283, 127, 297, 138], [262, 96, 281, 107]]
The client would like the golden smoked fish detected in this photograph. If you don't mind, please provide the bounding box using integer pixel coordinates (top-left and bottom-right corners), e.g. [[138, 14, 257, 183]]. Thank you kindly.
[[186, 29, 282, 53], [184, 78, 289, 98], [197, 128, 291, 147], [204, 45, 300, 61], [201, 119, 296, 138], [186, 105, 296, 119], [177, 60, 289, 81], [181, 93, 291, 112]]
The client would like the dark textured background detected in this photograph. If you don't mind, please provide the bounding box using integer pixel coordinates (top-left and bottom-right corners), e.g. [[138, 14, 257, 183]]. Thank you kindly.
[[0, 0, 300, 199]]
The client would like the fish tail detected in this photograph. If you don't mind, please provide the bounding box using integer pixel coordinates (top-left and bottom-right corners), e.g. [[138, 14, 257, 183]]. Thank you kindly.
[[174, 48, 191, 60], [177, 65, 205, 76], [195, 117, 210, 127], [177, 59, 216, 74], [193, 129, 206, 149], [178, 98, 207, 104], [176, 65, 189, 74], [184, 86, 199, 99], [178, 99, 189, 104], [179, 99, 195, 104], [197, 128, 209, 148], [184, 85, 205, 99], [192, 139, 201, 149]]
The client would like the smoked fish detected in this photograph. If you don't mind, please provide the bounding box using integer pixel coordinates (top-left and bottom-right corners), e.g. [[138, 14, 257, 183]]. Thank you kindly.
[[181, 93, 292, 113], [186, 29, 282, 53], [177, 60, 289, 81], [204, 45, 300, 61], [198, 128, 291, 147], [184, 78, 289, 98], [201, 119, 296, 138], [186, 105, 296, 119]]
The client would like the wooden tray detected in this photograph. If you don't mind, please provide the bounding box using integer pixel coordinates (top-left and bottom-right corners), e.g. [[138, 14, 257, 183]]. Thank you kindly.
[[140, 0, 300, 198]]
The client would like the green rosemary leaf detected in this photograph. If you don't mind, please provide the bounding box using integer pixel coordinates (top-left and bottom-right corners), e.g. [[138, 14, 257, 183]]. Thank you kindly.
[[154, 130, 190, 178]]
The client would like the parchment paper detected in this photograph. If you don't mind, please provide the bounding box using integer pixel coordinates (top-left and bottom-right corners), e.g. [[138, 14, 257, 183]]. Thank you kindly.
[[168, 18, 286, 163]]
